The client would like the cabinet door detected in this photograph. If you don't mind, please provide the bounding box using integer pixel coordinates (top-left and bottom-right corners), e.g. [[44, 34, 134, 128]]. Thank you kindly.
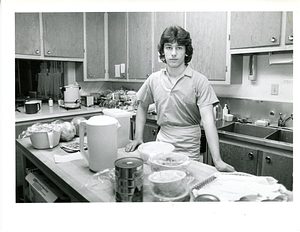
[[15, 13, 41, 56], [143, 123, 159, 143], [285, 12, 293, 45], [186, 12, 227, 81], [260, 152, 293, 191], [128, 12, 152, 79], [153, 12, 185, 72], [86, 12, 105, 79], [108, 12, 127, 79], [42, 13, 84, 58], [230, 12, 282, 49], [219, 142, 258, 175]]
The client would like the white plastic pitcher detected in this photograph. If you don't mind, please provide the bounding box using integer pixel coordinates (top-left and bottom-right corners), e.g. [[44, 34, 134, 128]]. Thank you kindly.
[[80, 115, 120, 172], [103, 108, 132, 148]]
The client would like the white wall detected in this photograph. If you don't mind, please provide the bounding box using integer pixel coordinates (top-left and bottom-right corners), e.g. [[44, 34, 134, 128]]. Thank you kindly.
[[213, 54, 293, 103]]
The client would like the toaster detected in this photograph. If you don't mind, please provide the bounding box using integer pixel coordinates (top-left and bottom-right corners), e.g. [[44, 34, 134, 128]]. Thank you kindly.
[[81, 95, 94, 107]]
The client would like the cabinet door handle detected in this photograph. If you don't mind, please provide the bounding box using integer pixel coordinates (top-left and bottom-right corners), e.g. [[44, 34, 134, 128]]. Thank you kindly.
[[47, 50, 51, 54], [152, 129, 157, 135], [88, 74, 93, 77], [288, 35, 293, 41], [265, 156, 271, 163], [270, 37, 276, 43], [35, 50, 39, 54], [248, 152, 254, 160]]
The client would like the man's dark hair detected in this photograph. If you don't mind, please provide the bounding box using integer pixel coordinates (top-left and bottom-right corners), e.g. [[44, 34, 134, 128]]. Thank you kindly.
[[157, 25, 193, 65]]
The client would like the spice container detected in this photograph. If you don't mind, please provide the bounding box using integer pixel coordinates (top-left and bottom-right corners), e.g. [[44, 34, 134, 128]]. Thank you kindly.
[[48, 98, 53, 107]]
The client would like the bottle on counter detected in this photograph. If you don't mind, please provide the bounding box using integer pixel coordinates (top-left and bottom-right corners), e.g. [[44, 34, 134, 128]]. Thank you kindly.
[[223, 104, 229, 119], [48, 98, 53, 107], [213, 103, 223, 121]]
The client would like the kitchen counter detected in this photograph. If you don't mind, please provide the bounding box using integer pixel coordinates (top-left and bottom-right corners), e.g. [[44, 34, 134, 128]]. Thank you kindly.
[[16, 137, 293, 202], [16, 103, 104, 123], [16, 137, 220, 202]]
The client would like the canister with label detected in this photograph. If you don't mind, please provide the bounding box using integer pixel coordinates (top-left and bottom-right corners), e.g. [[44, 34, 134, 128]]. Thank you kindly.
[[114, 157, 144, 202]]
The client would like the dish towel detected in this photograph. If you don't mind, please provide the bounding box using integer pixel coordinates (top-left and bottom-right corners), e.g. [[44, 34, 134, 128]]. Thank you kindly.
[[192, 172, 288, 202]]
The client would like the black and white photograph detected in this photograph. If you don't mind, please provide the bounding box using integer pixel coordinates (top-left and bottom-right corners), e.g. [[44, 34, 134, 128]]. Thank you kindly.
[[1, 0, 299, 231]]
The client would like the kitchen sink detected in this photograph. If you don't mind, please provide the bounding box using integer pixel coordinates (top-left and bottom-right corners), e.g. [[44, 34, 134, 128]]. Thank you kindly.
[[265, 129, 293, 143], [218, 122, 277, 138]]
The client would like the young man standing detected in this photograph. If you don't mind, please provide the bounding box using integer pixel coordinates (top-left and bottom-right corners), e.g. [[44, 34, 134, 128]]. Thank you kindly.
[[125, 25, 235, 172]]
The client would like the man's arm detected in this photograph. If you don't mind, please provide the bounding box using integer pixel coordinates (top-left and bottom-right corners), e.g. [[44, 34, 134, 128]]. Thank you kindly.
[[200, 104, 235, 172], [125, 101, 150, 152]]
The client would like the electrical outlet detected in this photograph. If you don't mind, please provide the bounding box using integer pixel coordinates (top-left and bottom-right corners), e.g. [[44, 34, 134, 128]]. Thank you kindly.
[[271, 84, 279, 95]]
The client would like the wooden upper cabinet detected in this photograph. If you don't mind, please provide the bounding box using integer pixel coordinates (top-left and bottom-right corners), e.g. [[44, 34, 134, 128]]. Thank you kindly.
[[230, 12, 282, 49], [153, 12, 185, 72], [42, 13, 84, 58], [108, 12, 127, 79], [15, 13, 41, 56], [186, 12, 227, 81], [85, 12, 105, 79], [285, 12, 293, 45], [128, 12, 152, 79]]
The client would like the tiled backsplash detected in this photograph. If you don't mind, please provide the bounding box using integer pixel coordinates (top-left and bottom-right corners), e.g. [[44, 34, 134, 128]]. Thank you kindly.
[[218, 97, 293, 128]]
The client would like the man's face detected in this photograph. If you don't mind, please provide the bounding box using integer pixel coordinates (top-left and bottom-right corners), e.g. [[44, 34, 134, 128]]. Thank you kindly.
[[163, 42, 186, 68]]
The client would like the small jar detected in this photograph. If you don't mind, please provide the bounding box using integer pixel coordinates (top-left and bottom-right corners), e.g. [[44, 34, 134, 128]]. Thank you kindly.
[[48, 98, 53, 107]]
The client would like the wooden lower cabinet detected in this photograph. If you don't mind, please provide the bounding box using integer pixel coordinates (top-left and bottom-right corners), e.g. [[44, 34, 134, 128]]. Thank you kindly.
[[260, 152, 293, 191], [209, 138, 293, 191], [130, 119, 159, 143], [143, 122, 159, 143], [219, 141, 259, 175]]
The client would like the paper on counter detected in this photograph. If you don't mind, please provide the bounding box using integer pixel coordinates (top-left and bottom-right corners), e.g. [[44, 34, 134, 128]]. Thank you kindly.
[[54, 152, 83, 163], [115, 64, 121, 77]]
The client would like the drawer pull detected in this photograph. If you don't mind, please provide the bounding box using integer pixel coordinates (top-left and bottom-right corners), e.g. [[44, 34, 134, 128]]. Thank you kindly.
[[265, 156, 271, 163], [35, 50, 39, 54], [47, 50, 51, 54], [288, 35, 293, 41], [152, 129, 156, 135], [248, 152, 254, 160], [270, 37, 276, 43]]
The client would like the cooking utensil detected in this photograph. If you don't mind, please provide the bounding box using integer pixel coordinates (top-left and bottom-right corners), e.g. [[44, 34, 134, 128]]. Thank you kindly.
[[24, 101, 41, 114]]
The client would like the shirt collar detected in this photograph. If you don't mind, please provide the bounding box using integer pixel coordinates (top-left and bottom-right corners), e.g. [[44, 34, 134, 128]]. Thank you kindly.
[[162, 64, 193, 78]]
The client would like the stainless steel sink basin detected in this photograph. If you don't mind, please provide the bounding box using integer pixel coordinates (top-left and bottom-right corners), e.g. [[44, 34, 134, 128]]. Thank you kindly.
[[265, 129, 293, 143], [218, 122, 277, 138]]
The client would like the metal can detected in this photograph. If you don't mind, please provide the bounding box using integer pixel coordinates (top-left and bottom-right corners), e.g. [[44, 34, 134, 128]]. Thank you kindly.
[[114, 157, 144, 202]]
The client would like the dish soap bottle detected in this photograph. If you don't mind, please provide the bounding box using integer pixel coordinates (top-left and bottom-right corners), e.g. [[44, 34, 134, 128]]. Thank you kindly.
[[223, 104, 229, 119], [278, 113, 283, 127], [214, 103, 223, 121]]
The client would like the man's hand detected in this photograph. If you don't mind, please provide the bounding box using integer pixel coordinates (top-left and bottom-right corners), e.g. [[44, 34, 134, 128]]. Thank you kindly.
[[125, 139, 143, 152], [214, 160, 235, 172]]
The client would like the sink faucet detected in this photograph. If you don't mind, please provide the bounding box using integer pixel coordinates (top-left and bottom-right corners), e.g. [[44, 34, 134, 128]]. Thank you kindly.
[[278, 113, 293, 127]]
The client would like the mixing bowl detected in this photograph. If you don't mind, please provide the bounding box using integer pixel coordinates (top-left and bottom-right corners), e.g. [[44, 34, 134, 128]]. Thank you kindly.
[[148, 170, 186, 197], [30, 131, 61, 149], [148, 152, 190, 172], [138, 141, 175, 162]]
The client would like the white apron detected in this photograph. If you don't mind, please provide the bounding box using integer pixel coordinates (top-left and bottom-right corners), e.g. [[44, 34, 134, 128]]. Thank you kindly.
[[156, 124, 201, 161]]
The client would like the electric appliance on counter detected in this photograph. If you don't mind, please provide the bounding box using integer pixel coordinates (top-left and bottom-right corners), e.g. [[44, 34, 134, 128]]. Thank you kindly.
[[81, 95, 94, 107], [60, 84, 81, 109]]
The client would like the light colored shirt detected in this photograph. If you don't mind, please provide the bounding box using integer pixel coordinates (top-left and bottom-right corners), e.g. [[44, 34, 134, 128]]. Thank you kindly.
[[136, 65, 219, 127]]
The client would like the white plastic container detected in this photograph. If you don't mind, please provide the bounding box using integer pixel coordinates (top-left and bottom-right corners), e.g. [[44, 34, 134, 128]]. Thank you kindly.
[[103, 108, 132, 148], [223, 104, 229, 120]]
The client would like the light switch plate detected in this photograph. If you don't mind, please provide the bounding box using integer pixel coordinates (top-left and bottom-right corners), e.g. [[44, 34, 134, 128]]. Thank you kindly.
[[271, 84, 279, 95]]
